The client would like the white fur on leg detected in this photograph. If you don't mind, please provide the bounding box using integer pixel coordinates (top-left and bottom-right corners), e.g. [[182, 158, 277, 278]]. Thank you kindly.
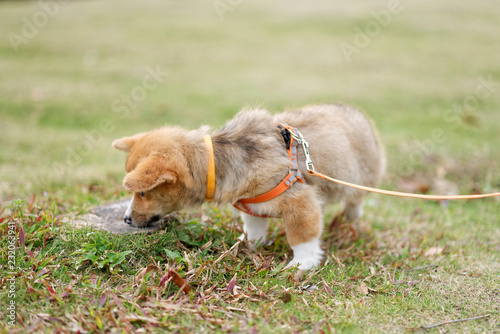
[[238, 213, 269, 248], [287, 237, 324, 270]]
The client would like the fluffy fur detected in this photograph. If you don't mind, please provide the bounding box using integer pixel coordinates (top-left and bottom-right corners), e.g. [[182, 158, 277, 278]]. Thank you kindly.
[[113, 104, 385, 269]]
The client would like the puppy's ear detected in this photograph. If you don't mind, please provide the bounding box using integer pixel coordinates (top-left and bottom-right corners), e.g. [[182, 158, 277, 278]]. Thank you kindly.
[[112, 132, 148, 152], [123, 155, 177, 192]]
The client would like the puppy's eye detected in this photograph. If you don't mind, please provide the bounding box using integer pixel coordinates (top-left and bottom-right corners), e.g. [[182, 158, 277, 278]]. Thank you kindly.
[[139, 192, 145, 197]]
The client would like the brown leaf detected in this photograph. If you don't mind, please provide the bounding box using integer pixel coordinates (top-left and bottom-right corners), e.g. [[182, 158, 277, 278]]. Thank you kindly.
[[424, 246, 444, 257], [168, 268, 191, 293]]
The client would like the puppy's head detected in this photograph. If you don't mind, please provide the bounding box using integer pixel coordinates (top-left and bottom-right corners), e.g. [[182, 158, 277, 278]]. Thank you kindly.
[[113, 130, 192, 227]]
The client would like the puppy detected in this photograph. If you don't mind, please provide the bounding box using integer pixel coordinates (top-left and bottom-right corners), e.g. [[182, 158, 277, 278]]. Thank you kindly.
[[113, 104, 385, 269]]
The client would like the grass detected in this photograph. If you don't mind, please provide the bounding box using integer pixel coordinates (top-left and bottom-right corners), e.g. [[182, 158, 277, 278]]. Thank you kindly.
[[1, 0, 500, 332]]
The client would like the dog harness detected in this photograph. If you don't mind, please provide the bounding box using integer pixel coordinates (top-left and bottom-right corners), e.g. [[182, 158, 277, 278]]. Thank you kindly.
[[232, 124, 307, 217]]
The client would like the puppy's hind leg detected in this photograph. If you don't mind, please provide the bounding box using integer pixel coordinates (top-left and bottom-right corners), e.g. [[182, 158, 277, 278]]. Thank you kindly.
[[239, 212, 269, 248], [282, 188, 324, 270], [344, 193, 365, 221]]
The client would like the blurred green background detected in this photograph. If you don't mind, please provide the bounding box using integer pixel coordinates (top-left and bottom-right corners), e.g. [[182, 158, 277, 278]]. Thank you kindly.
[[1, 0, 499, 205]]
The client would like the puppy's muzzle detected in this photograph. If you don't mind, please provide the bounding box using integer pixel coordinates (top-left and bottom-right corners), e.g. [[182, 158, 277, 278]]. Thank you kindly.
[[124, 197, 133, 224]]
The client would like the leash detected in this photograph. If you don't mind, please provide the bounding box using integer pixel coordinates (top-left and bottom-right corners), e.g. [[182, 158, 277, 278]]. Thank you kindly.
[[284, 126, 500, 201], [217, 123, 499, 219]]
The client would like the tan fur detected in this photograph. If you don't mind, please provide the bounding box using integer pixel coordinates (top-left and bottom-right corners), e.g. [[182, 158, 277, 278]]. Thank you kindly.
[[113, 104, 385, 260]]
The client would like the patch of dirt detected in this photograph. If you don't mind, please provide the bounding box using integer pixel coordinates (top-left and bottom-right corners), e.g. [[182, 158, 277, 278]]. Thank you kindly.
[[71, 199, 167, 234]]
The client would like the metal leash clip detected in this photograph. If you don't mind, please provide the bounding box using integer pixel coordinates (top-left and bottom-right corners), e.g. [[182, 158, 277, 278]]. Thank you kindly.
[[288, 129, 316, 173]]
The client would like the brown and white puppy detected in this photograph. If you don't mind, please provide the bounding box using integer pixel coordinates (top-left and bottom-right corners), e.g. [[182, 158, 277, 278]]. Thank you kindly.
[[113, 104, 385, 269]]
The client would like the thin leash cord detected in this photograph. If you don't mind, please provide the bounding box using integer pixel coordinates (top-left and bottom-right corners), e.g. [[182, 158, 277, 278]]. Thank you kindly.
[[309, 170, 500, 200], [281, 124, 500, 201]]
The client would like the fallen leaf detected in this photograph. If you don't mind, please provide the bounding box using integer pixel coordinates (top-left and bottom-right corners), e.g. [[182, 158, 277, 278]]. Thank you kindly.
[[357, 282, 369, 296], [226, 273, 237, 294], [167, 268, 191, 293], [424, 246, 444, 257]]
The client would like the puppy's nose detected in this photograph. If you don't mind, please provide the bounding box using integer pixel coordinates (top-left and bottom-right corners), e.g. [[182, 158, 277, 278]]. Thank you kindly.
[[124, 216, 132, 225]]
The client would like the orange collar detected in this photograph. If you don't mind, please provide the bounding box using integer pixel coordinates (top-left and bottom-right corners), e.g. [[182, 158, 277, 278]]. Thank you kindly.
[[204, 135, 216, 201]]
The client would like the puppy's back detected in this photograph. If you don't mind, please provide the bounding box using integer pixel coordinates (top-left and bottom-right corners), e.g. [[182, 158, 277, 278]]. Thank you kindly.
[[274, 104, 385, 198]]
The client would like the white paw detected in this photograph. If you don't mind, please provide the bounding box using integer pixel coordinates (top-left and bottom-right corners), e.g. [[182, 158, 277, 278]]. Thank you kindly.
[[287, 238, 324, 270], [240, 213, 269, 248], [285, 257, 321, 270]]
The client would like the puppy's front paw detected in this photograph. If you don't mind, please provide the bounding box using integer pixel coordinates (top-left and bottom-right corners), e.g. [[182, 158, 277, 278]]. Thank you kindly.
[[285, 257, 321, 270], [287, 238, 324, 270]]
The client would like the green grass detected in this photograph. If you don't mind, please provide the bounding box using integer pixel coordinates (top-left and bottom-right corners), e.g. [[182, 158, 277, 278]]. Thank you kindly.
[[1, 0, 500, 332]]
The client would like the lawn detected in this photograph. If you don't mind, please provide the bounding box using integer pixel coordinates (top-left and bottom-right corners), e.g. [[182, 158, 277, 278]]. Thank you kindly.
[[1, 0, 499, 333]]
